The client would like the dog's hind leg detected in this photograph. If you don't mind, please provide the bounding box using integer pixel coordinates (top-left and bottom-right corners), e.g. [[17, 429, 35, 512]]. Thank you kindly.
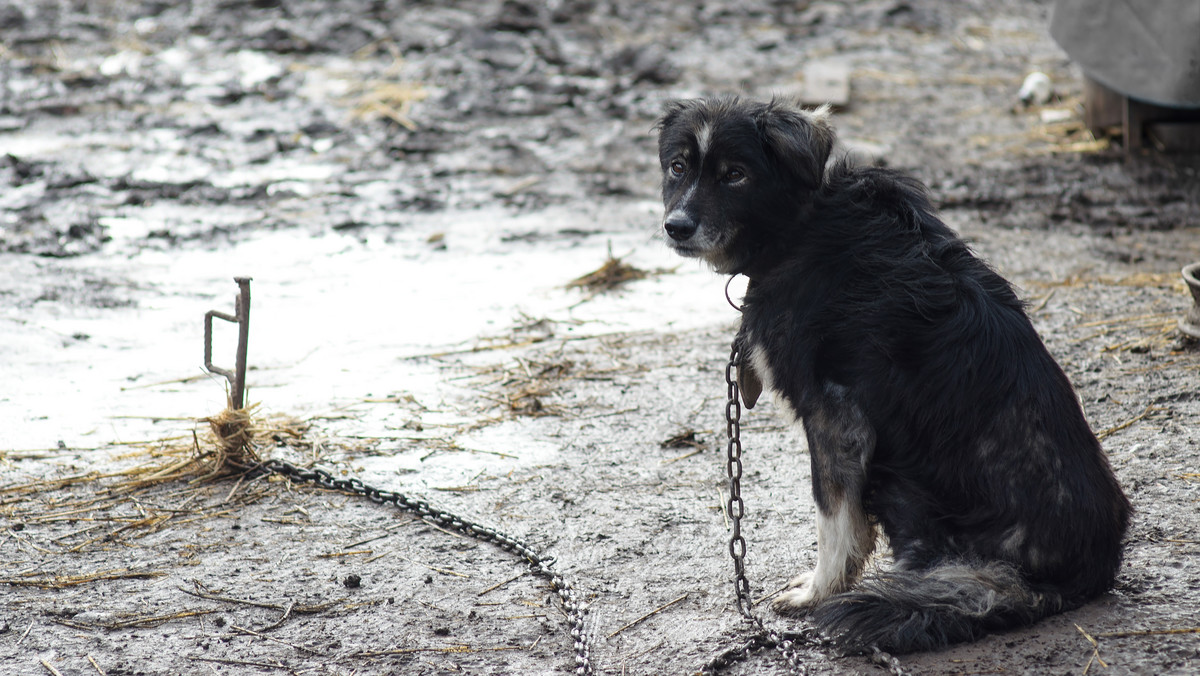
[[773, 383, 877, 613]]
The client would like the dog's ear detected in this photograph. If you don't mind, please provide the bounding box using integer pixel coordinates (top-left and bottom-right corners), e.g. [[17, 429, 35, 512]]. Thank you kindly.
[[755, 100, 836, 190], [654, 99, 694, 134]]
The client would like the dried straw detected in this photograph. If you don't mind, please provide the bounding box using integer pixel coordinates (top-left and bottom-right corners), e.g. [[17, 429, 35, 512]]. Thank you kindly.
[[0, 402, 314, 561], [566, 244, 674, 303], [567, 253, 649, 292], [111, 402, 308, 487], [345, 43, 428, 130], [196, 405, 261, 477]]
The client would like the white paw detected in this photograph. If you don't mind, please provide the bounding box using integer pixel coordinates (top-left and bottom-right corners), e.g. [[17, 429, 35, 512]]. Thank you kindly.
[[771, 572, 826, 613], [785, 571, 815, 590]]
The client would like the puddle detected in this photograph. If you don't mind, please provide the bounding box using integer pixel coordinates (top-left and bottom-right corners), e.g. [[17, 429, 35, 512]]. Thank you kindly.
[[2, 203, 739, 474]]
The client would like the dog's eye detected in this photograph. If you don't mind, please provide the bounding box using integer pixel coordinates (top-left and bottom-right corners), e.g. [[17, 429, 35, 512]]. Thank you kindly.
[[723, 168, 746, 183], [669, 160, 686, 177]]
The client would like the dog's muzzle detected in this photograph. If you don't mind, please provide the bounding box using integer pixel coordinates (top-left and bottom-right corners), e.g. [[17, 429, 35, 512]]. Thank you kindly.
[[663, 213, 699, 242]]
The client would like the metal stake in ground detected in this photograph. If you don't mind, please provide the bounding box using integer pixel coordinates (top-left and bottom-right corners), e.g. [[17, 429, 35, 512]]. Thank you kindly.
[[204, 277, 252, 409]]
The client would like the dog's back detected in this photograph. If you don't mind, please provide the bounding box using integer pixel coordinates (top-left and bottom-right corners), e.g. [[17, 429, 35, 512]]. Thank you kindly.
[[656, 97, 1131, 654]]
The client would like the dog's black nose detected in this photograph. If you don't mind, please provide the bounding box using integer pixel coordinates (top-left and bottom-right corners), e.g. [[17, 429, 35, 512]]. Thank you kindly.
[[663, 214, 698, 241]]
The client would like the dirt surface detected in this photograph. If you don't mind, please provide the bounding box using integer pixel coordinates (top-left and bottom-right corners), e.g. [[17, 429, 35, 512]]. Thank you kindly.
[[3, 1, 1200, 675]]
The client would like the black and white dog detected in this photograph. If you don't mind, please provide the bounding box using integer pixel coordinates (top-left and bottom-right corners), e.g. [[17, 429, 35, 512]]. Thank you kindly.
[[656, 97, 1130, 653]]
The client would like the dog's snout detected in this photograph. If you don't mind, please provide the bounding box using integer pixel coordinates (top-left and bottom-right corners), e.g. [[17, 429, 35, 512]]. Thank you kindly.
[[663, 213, 698, 241]]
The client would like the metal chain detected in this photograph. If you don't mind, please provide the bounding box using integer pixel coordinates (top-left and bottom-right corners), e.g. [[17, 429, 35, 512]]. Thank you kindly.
[[254, 459, 593, 676], [702, 339, 909, 676], [699, 338, 814, 675], [725, 341, 751, 618], [245, 342, 907, 676]]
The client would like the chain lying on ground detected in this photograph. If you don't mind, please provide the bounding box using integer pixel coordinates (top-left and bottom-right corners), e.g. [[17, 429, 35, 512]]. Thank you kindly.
[[241, 342, 910, 676], [701, 339, 909, 676], [253, 459, 593, 676]]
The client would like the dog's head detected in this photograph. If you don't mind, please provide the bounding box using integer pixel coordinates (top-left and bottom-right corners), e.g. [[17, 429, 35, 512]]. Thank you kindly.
[[655, 97, 835, 274]]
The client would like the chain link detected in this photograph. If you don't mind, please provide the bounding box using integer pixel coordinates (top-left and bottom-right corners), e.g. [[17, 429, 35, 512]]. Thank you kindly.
[[255, 459, 593, 675]]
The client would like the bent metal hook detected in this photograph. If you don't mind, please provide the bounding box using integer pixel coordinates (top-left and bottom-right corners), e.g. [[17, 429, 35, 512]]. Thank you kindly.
[[203, 277, 252, 409]]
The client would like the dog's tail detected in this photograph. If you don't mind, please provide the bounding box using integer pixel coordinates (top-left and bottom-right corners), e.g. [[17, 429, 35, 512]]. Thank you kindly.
[[811, 561, 1070, 654]]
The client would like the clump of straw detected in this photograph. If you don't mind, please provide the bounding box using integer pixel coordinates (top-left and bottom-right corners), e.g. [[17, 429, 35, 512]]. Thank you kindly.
[[125, 402, 306, 487], [567, 246, 650, 293], [196, 402, 263, 478]]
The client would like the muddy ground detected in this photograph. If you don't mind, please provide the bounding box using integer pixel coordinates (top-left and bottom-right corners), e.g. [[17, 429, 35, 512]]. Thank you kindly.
[[3, 1, 1200, 674]]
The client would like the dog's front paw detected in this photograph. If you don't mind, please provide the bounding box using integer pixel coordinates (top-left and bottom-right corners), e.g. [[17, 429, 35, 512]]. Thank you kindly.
[[784, 571, 815, 590], [771, 572, 826, 615]]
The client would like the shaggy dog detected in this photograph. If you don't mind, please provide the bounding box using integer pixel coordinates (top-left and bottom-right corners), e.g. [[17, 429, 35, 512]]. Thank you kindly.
[[656, 96, 1130, 654]]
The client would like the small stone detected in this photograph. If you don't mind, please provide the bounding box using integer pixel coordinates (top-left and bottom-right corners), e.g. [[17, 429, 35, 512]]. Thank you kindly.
[[1018, 72, 1053, 106]]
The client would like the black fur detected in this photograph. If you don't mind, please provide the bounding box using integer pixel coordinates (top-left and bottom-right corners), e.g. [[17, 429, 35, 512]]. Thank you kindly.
[[656, 96, 1131, 654]]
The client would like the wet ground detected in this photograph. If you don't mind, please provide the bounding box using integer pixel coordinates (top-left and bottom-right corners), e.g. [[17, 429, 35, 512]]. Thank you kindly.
[[2, 1, 1200, 674]]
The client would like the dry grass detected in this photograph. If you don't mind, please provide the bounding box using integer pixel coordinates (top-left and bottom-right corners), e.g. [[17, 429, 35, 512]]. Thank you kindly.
[[0, 568, 166, 589], [1095, 406, 1165, 441], [472, 353, 579, 418], [120, 402, 309, 487], [459, 323, 648, 420], [0, 402, 314, 565], [349, 80, 428, 130], [1026, 272, 1195, 355], [566, 244, 673, 304], [346, 41, 428, 130], [1069, 313, 1184, 355], [1025, 113, 1111, 155], [567, 254, 649, 292], [1029, 272, 1188, 291], [959, 96, 1115, 159]]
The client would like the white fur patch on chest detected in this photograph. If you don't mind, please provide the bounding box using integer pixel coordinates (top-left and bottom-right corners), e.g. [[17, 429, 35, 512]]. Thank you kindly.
[[746, 341, 802, 425]]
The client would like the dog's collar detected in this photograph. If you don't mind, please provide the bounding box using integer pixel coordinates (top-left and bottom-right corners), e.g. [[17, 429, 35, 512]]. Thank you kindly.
[[724, 274, 744, 313]]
